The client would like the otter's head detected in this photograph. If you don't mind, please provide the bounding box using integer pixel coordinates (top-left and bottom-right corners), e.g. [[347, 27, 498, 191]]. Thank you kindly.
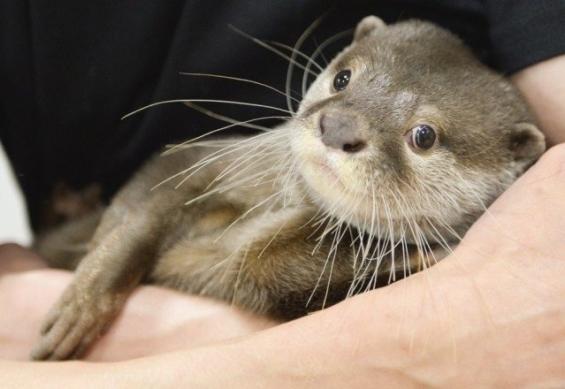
[[289, 16, 545, 244]]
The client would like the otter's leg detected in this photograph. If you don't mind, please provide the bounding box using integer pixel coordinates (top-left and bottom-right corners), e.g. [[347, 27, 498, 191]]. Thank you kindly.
[[30, 198, 166, 360]]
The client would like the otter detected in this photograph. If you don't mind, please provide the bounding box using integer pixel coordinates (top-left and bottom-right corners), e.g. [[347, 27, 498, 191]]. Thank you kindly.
[[31, 16, 545, 360]]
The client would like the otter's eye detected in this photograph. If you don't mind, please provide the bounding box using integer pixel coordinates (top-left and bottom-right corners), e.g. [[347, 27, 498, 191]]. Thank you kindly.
[[408, 125, 436, 151], [333, 70, 351, 92]]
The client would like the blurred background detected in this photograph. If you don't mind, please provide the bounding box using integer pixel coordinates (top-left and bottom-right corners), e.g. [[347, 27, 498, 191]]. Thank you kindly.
[[0, 143, 32, 245]]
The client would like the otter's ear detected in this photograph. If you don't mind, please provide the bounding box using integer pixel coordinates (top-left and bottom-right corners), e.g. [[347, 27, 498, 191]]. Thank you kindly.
[[354, 16, 386, 42], [508, 123, 546, 161]]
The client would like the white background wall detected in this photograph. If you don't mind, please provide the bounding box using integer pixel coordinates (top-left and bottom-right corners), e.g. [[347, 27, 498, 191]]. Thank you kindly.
[[0, 143, 32, 245]]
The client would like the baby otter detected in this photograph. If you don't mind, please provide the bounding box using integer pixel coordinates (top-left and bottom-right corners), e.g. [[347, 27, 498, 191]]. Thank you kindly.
[[31, 16, 545, 360]]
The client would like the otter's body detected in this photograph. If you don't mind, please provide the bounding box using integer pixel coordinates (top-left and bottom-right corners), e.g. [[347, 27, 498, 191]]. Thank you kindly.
[[32, 17, 545, 360]]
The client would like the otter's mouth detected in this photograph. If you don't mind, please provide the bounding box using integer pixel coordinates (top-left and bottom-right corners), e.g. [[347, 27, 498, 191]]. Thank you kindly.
[[302, 156, 348, 194]]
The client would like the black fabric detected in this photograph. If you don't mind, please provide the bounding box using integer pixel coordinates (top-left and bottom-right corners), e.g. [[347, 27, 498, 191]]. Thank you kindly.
[[1, 0, 564, 230], [484, 0, 565, 73]]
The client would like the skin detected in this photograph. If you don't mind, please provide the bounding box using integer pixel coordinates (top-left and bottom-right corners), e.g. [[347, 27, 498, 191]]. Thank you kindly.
[[0, 54, 564, 386], [512, 54, 565, 146], [0, 246, 277, 362]]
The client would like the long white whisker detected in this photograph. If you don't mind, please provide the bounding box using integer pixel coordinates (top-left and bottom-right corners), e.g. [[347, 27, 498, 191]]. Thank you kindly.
[[302, 29, 353, 96], [164, 115, 289, 156], [213, 191, 283, 243], [179, 72, 302, 105], [152, 131, 287, 191], [228, 24, 319, 81], [122, 99, 291, 120], [266, 41, 325, 73], [181, 130, 287, 181]]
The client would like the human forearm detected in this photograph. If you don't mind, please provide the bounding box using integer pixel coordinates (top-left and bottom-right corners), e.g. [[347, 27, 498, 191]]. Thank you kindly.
[[122, 145, 565, 388], [103, 261, 565, 388]]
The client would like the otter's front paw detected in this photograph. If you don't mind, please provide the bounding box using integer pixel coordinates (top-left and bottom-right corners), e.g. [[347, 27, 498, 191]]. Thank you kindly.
[[30, 284, 122, 360]]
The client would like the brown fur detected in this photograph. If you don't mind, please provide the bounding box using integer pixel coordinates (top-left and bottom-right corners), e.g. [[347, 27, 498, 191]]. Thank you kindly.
[[31, 16, 545, 360]]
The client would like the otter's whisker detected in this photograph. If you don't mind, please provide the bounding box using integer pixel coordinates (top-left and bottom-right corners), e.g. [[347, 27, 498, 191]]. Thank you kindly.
[[184, 101, 278, 131], [179, 72, 302, 105], [164, 115, 289, 156], [257, 220, 289, 260], [227, 24, 319, 82], [122, 98, 292, 120], [284, 12, 329, 114], [388, 187, 432, 277], [152, 136, 262, 191], [266, 41, 325, 74], [230, 242, 252, 308], [307, 219, 344, 309], [171, 130, 288, 190], [302, 29, 353, 97], [212, 191, 283, 243], [253, 151, 295, 189], [212, 139, 287, 183], [322, 222, 348, 308]]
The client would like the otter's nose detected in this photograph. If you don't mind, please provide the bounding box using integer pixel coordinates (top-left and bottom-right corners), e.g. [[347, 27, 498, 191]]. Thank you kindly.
[[319, 113, 366, 153]]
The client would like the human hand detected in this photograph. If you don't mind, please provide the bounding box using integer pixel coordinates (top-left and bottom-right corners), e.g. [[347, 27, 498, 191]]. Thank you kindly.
[[131, 144, 565, 388], [0, 245, 277, 362], [2, 144, 565, 387]]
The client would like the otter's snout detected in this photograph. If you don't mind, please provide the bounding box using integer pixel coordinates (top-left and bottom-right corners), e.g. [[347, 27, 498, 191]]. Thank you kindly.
[[319, 113, 366, 153]]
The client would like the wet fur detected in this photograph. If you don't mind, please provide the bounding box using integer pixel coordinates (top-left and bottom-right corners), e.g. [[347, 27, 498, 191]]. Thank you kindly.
[[32, 16, 545, 360]]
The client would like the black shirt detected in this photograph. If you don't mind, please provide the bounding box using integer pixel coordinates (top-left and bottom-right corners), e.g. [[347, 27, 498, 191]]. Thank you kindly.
[[1, 0, 564, 230]]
